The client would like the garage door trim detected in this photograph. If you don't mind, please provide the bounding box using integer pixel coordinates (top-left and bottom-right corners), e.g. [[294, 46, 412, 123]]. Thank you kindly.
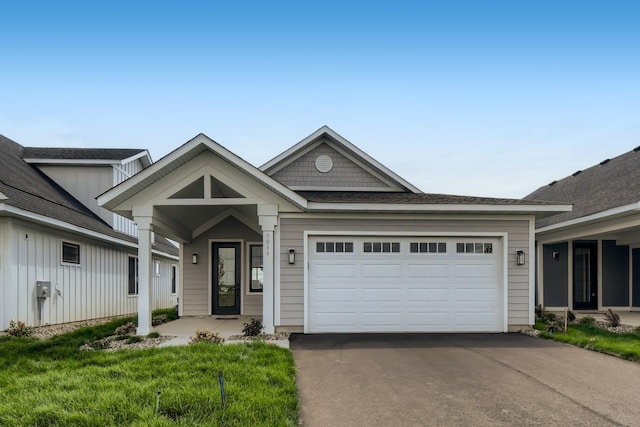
[[303, 231, 509, 333]]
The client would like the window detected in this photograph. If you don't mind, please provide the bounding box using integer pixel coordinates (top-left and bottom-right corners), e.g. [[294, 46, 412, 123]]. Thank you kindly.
[[128, 256, 139, 295], [456, 242, 493, 254], [316, 241, 354, 253], [363, 241, 400, 253], [410, 242, 447, 253], [171, 265, 177, 294], [250, 245, 263, 293], [62, 242, 80, 265]]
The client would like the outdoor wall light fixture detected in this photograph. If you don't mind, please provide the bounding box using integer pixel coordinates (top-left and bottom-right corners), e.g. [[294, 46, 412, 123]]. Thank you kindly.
[[288, 248, 295, 264], [552, 251, 560, 261], [516, 250, 526, 266], [192, 252, 198, 264]]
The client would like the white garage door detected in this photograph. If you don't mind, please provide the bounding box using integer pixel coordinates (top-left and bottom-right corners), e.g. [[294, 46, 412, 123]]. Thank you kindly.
[[307, 236, 503, 333]]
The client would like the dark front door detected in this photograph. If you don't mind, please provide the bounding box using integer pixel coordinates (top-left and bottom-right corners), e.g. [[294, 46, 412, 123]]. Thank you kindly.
[[212, 242, 241, 315], [573, 241, 598, 310]]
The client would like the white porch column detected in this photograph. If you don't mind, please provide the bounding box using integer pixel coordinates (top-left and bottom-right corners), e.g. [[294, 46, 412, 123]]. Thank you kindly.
[[135, 216, 154, 335], [258, 204, 278, 334]]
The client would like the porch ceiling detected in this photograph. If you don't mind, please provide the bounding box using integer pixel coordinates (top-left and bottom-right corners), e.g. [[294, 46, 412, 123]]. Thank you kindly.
[[153, 204, 258, 242]]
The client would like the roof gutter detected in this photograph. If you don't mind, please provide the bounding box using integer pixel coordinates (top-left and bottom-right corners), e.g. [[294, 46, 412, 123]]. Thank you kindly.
[[306, 202, 572, 216], [0, 204, 178, 260], [536, 201, 640, 233]]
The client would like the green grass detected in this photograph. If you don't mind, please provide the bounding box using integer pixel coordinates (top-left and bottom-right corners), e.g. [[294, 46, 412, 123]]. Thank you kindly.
[[0, 312, 298, 426], [536, 322, 640, 362]]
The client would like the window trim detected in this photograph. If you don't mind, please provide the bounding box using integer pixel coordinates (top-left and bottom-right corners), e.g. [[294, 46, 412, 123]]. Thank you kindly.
[[128, 256, 139, 296], [171, 264, 178, 295], [61, 241, 81, 266], [248, 243, 264, 293]]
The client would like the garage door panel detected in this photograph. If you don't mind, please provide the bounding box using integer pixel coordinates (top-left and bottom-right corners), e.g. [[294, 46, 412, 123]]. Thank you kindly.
[[308, 236, 502, 333], [407, 288, 448, 301], [361, 288, 404, 301], [454, 288, 497, 302], [406, 264, 449, 278], [453, 264, 497, 278], [362, 312, 405, 326], [361, 263, 403, 278], [313, 288, 357, 302], [311, 263, 357, 279]]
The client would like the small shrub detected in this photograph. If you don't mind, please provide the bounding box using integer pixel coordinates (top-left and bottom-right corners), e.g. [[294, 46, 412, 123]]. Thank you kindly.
[[6, 319, 34, 337], [190, 328, 224, 344], [152, 314, 169, 326], [147, 332, 160, 338], [633, 326, 640, 335], [567, 310, 576, 323], [578, 315, 595, 326], [603, 309, 620, 327], [115, 322, 136, 336], [242, 318, 263, 337], [87, 338, 110, 350], [126, 335, 144, 344], [535, 304, 544, 320]]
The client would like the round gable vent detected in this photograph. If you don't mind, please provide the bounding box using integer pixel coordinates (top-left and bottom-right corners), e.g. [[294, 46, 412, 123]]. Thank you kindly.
[[315, 155, 333, 173]]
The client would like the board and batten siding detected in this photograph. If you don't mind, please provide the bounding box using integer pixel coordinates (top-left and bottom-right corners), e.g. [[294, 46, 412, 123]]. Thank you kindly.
[[181, 216, 263, 317], [38, 165, 114, 226], [0, 218, 177, 330], [112, 159, 143, 237], [278, 216, 532, 329]]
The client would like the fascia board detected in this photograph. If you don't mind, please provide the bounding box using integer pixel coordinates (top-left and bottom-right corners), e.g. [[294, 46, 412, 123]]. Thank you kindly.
[[0, 204, 137, 248], [0, 204, 179, 260], [98, 134, 308, 210], [120, 150, 152, 167], [536, 202, 640, 234], [23, 158, 118, 165], [306, 202, 572, 214]]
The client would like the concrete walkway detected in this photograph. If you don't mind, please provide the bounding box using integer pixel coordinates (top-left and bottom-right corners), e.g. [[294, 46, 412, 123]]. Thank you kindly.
[[155, 316, 289, 348]]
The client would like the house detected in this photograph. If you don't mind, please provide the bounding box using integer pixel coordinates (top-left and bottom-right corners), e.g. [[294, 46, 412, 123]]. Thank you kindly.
[[98, 126, 569, 335], [0, 135, 179, 331], [525, 147, 640, 312]]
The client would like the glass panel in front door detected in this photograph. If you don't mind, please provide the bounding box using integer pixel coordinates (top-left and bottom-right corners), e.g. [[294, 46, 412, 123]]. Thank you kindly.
[[217, 247, 236, 307], [574, 248, 591, 305]]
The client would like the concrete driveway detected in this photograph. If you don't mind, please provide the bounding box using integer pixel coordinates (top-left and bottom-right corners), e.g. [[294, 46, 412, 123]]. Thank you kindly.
[[291, 333, 640, 427]]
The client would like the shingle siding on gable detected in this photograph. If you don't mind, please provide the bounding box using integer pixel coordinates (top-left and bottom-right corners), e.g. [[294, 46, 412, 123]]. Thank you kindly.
[[271, 142, 392, 189]]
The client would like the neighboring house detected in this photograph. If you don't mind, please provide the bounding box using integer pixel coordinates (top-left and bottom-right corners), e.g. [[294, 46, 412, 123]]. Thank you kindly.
[[526, 147, 640, 312], [0, 135, 179, 330], [99, 126, 569, 335]]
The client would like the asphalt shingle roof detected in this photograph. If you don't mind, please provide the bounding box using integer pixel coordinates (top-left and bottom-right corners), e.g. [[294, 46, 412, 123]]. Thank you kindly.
[[0, 135, 176, 256], [22, 147, 146, 161], [298, 191, 559, 205], [524, 147, 640, 228]]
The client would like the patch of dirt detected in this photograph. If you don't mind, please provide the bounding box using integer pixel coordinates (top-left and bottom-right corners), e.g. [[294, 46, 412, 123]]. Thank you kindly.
[[31, 316, 129, 339], [79, 335, 175, 352]]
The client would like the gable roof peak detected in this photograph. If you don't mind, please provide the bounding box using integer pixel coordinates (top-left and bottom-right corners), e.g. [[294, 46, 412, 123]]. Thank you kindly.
[[260, 126, 422, 193]]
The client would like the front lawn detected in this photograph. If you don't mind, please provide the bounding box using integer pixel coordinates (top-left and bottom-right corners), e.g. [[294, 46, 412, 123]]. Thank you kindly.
[[0, 317, 298, 426], [536, 321, 640, 362]]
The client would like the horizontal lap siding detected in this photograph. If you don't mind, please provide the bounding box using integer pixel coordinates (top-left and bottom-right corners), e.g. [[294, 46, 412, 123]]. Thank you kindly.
[[1, 219, 176, 330], [278, 216, 531, 327]]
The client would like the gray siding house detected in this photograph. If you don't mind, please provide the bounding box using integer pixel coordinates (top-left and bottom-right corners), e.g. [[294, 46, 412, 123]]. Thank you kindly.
[[526, 147, 640, 312], [0, 135, 179, 330], [99, 126, 568, 335]]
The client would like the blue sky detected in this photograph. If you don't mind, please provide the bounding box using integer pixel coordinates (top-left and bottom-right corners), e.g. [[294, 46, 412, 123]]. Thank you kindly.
[[1, 1, 639, 197]]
